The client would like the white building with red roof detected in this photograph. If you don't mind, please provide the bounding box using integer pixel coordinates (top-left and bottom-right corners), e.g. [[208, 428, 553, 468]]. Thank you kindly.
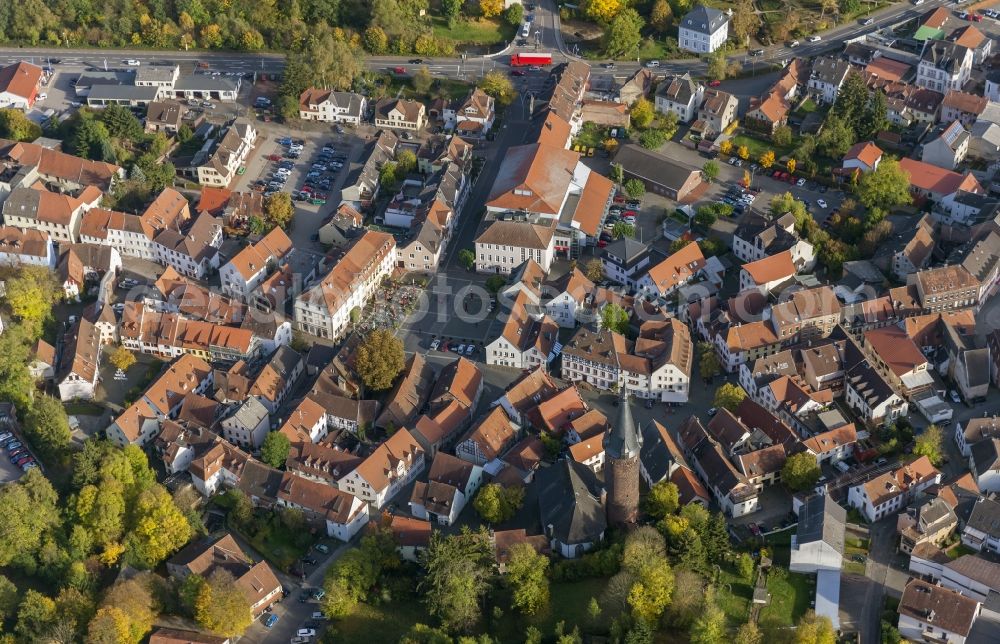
[[0, 62, 42, 110], [843, 141, 883, 174]]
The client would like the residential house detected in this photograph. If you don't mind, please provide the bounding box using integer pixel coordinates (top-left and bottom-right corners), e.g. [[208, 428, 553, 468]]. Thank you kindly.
[[843, 141, 884, 174], [166, 533, 282, 618], [739, 249, 797, 294], [375, 352, 435, 431], [149, 628, 229, 644], [809, 57, 853, 104], [637, 239, 708, 299], [969, 438, 1000, 493], [341, 130, 398, 211], [844, 356, 909, 427], [0, 224, 54, 271], [374, 98, 427, 131], [545, 267, 594, 328], [949, 24, 993, 65], [28, 339, 55, 381], [293, 231, 396, 340], [455, 406, 520, 466], [678, 4, 730, 54], [614, 143, 703, 201], [485, 289, 559, 369], [897, 157, 983, 211], [618, 68, 654, 105], [275, 471, 369, 541], [941, 90, 989, 128], [297, 88, 366, 125], [893, 215, 936, 280], [219, 396, 270, 450], [475, 220, 556, 274], [962, 497, 1000, 554], [922, 121, 970, 170], [917, 40, 973, 93], [731, 212, 814, 267], [145, 100, 185, 134], [249, 346, 303, 415], [409, 452, 484, 525], [56, 318, 102, 401], [450, 88, 495, 137], [715, 320, 782, 373], [0, 62, 42, 109], [846, 456, 941, 521], [898, 496, 959, 554], [338, 428, 425, 508], [695, 89, 738, 136], [955, 416, 1000, 457], [897, 579, 981, 644], [2, 184, 101, 243], [219, 227, 293, 298], [911, 264, 980, 312], [602, 237, 652, 289], [654, 73, 704, 123], [188, 121, 257, 187]]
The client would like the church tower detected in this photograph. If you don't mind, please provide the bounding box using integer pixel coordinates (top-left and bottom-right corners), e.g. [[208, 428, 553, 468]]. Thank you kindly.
[[604, 389, 642, 525]]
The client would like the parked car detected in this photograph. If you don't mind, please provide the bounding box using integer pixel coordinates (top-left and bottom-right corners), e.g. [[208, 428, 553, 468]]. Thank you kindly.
[[861, 17, 874, 25], [807, 35, 821, 42], [263, 614, 279, 628], [0, 432, 12, 443], [949, 390, 961, 403], [817, 199, 827, 209], [708, 79, 721, 87], [464, 345, 476, 356], [429, 339, 441, 351], [297, 630, 317, 638]]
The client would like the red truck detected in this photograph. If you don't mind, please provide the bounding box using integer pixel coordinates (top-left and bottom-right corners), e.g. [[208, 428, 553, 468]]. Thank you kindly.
[[510, 52, 552, 67]]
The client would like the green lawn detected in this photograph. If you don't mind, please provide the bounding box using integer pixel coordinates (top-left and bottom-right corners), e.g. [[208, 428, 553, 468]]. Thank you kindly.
[[334, 578, 608, 641], [765, 527, 795, 568], [796, 98, 819, 114], [432, 17, 514, 46], [759, 569, 812, 626], [574, 122, 609, 150], [63, 401, 104, 416], [716, 564, 753, 626], [947, 543, 977, 559]]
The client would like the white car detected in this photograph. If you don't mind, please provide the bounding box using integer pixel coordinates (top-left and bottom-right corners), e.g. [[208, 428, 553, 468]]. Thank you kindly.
[[817, 199, 828, 209], [429, 339, 440, 351], [645, 60, 660, 68], [37, 92, 47, 101], [949, 390, 961, 403], [124, 59, 141, 66], [807, 35, 821, 42], [861, 17, 874, 25], [789, 40, 800, 47], [297, 629, 316, 638], [796, 178, 806, 186]]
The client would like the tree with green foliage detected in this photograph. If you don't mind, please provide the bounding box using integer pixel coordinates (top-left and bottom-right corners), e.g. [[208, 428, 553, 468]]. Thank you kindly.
[[773, 125, 793, 147], [314, 34, 365, 91], [651, 0, 674, 32], [858, 156, 912, 211], [195, 569, 253, 637], [631, 98, 654, 129], [604, 8, 644, 59], [702, 160, 719, 183], [707, 49, 728, 81], [612, 221, 636, 239], [100, 105, 143, 140], [421, 530, 494, 632], [737, 552, 755, 581], [601, 302, 630, 334], [480, 71, 517, 106], [260, 432, 291, 468], [323, 529, 401, 617], [473, 483, 524, 524], [506, 542, 549, 615], [0, 469, 61, 570], [690, 586, 727, 644], [730, 0, 761, 41], [623, 178, 645, 199], [713, 383, 747, 412], [782, 452, 822, 491], [5, 265, 59, 339], [585, 259, 605, 283], [794, 611, 837, 644], [0, 575, 18, 621], [124, 484, 193, 568], [16, 590, 57, 641], [0, 108, 42, 141], [355, 328, 405, 392], [412, 66, 433, 93], [504, 3, 524, 26], [379, 161, 399, 191], [364, 26, 389, 54], [817, 114, 855, 158], [264, 192, 295, 229], [89, 574, 157, 644], [645, 480, 679, 519], [24, 394, 71, 459], [914, 424, 943, 465], [611, 163, 624, 185], [485, 275, 506, 293], [859, 89, 889, 141], [109, 345, 137, 372], [698, 342, 721, 381], [639, 128, 668, 149], [397, 149, 418, 175], [458, 249, 475, 270], [70, 117, 113, 161], [735, 621, 764, 644], [879, 620, 901, 644]]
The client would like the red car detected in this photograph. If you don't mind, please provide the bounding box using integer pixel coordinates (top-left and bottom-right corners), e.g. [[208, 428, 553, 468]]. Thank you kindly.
[[613, 195, 625, 203], [788, 175, 797, 183], [708, 79, 722, 87], [597, 240, 608, 248], [266, 154, 282, 161], [623, 210, 638, 217]]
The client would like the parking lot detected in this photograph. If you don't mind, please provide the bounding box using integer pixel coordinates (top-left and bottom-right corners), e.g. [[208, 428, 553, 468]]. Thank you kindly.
[[0, 420, 36, 481]]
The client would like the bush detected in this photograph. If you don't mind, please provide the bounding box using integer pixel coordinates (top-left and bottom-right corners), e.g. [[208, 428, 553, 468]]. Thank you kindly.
[[550, 544, 623, 581]]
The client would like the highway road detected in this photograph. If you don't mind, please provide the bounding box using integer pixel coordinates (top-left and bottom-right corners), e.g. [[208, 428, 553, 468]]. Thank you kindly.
[[0, 0, 956, 81]]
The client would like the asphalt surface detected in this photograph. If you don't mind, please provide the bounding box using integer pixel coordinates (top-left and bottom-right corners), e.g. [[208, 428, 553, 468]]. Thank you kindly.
[[0, 0, 958, 81]]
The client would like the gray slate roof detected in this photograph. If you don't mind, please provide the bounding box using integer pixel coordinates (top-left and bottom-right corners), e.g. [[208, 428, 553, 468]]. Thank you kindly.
[[796, 494, 846, 554], [966, 497, 1000, 537], [537, 459, 606, 545], [681, 5, 729, 35], [605, 390, 641, 459]]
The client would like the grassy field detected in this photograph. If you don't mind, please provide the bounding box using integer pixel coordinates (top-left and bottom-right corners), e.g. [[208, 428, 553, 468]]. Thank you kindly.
[[432, 17, 514, 46], [759, 568, 812, 626], [731, 133, 797, 162], [574, 122, 609, 149], [843, 533, 870, 575], [947, 543, 977, 559], [63, 401, 104, 416], [716, 563, 753, 626], [335, 579, 608, 641]]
